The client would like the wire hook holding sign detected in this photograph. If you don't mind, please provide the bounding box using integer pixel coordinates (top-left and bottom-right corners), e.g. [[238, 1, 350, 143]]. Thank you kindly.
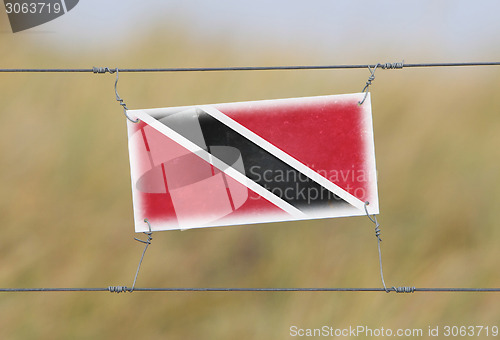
[[130, 219, 154, 292], [358, 61, 404, 105], [358, 64, 379, 105], [114, 68, 139, 123], [92, 67, 139, 123], [364, 201, 415, 293], [364, 201, 388, 291], [108, 219, 154, 293]]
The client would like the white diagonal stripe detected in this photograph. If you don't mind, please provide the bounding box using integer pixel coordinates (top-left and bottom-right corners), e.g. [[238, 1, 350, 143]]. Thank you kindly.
[[61, 0, 68, 13], [132, 110, 306, 218], [199, 105, 366, 211]]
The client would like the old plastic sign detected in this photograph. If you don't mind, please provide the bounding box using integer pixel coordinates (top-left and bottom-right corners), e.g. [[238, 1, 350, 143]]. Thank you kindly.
[[126, 93, 378, 232]]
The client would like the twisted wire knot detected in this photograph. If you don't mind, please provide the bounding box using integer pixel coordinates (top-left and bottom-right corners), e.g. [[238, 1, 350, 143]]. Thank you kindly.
[[92, 67, 116, 74], [364, 201, 382, 242], [391, 286, 416, 293], [358, 64, 378, 105], [380, 61, 404, 69], [374, 222, 382, 242], [108, 286, 129, 293], [359, 61, 404, 104], [362, 71, 376, 93]]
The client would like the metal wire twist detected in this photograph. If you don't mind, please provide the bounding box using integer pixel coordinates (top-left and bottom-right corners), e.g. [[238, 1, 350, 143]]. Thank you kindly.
[[358, 61, 404, 105], [105, 220, 154, 294], [93, 66, 138, 123], [380, 61, 404, 69], [391, 286, 415, 293], [364, 202, 415, 294], [113, 68, 139, 123], [108, 286, 129, 293], [129, 219, 154, 293], [364, 201, 388, 292], [92, 67, 115, 74], [358, 64, 378, 105]]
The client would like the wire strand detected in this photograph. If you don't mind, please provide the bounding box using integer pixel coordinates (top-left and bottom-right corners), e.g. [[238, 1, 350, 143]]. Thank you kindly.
[[0, 287, 499, 293], [0, 62, 500, 73]]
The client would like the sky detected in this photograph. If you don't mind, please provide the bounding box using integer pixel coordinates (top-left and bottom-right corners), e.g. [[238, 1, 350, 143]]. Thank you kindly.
[[2, 0, 500, 62]]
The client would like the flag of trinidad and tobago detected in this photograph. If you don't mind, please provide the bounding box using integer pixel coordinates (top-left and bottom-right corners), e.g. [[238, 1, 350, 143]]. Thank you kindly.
[[126, 93, 379, 232]]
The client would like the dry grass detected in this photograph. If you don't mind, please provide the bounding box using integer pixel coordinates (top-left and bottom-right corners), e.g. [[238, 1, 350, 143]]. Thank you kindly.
[[1, 18, 500, 339]]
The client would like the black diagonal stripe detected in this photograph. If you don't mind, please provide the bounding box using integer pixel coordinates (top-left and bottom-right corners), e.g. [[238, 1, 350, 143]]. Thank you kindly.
[[156, 110, 351, 211]]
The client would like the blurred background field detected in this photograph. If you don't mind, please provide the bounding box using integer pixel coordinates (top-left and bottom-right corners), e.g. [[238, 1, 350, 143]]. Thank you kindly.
[[1, 2, 500, 339]]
